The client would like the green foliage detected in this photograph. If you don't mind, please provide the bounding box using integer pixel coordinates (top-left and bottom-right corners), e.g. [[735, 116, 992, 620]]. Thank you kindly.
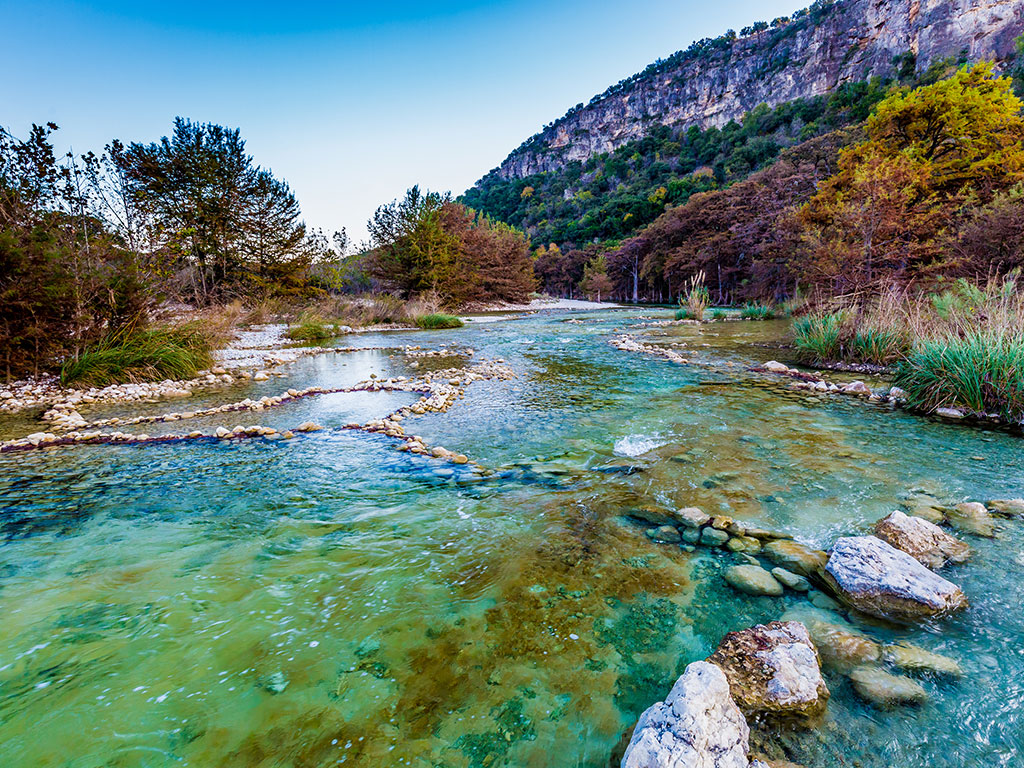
[[123, 118, 315, 302], [674, 308, 691, 320], [894, 333, 1024, 421], [413, 313, 464, 329], [792, 313, 844, 362], [740, 303, 776, 320], [1, 123, 158, 379], [848, 327, 909, 365], [369, 187, 535, 308], [286, 319, 333, 342], [60, 323, 213, 387], [711, 309, 727, 320], [461, 81, 890, 254]]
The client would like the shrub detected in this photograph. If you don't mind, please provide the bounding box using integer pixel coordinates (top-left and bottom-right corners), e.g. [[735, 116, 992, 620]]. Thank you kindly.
[[60, 323, 214, 387], [895, 332, 1024, 421], [287, 319, 333, 342], [414, 313, 464, 329], [740, 303, 776, 320], [711, 309, 727, 320], [792, 312, 844, 362], [675, 308, 691, 320]]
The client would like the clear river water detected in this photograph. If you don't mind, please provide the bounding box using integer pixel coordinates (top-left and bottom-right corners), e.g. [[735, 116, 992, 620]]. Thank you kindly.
[[1, 309, 1022, 768]]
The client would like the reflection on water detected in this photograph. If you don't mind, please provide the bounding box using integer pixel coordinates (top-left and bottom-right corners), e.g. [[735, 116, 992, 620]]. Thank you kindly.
[[1, 313, 1023, 767]]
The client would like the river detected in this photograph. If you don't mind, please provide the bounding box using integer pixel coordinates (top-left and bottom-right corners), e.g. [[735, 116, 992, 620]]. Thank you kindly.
[[1, 309, 1022, 767]]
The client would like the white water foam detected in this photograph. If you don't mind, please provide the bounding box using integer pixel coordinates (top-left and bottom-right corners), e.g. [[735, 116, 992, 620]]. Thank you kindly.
[[613, 434, 664, 457]]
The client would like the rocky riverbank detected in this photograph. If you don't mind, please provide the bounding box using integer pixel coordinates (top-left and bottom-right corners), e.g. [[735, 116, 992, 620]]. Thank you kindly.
[[622, 487, 1023, 765]]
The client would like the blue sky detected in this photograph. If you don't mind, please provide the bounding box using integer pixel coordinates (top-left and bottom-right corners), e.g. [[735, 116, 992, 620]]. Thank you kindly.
[[5, 0, 801, 242]]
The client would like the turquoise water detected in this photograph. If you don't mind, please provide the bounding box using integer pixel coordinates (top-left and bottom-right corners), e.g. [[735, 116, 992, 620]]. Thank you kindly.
[[1, 311, 1022, 767]]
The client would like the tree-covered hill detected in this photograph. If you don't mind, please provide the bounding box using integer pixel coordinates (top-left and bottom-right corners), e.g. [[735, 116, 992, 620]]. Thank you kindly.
[[460, 76, 903, 249]]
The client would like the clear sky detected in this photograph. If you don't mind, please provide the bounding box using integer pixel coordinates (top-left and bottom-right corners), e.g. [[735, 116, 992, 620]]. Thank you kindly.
[[4, 0, 802, 243]]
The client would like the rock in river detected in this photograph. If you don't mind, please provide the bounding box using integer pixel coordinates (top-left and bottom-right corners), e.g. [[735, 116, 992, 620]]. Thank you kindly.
[[987, 498, 1024, 518], [848, 666, 928, 708], [822, 536, 968, 622], [761, 540, 828, 578], [724, 565, 784, 597], [771, 568, 810, 592], [883, 643, 963, 678], [648, 525, 682, 544], [675, 506, 711, 529], [781, 606, 881, 674], [621, 661, 750, 768], [701, 528, 730, 547], [873, 510, 970, 569], [947, 502, 996, 537], [707, 621, 829, 723]]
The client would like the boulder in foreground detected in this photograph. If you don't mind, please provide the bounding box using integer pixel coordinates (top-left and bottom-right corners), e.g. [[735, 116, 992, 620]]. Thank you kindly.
[[621, 661, 750, 768], [822, 536, 967, 622]]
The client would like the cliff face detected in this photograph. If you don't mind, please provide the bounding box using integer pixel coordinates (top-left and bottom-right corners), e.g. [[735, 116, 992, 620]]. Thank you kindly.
[[496, 0, 1024, 179]]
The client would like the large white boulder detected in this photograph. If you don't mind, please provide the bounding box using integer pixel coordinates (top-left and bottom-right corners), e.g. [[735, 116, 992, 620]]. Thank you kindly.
[[621, 661, 750, 768], [822, 536, 967, 622]]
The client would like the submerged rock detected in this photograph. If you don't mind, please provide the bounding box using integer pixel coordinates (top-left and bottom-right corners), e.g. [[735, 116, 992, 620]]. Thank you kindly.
[[987, 498, 1024, 518], [725, 536, 762, 555], [903, 504, 945, 525], [761, 540, 827, 578], [770, 568, 810, 592], [849, 666, 928, 708], [873, 510, 970, 569], [707, 621, 828, 724], [621, 661, 750, 768], [822, 536, 968, 622], [648, 526, 682, 544], [701, 528, 730, 547], [724, 565, 784, 597], [948, 502, 996, 538], [883, 643, 963, 678], [782, 607, 881, 673]]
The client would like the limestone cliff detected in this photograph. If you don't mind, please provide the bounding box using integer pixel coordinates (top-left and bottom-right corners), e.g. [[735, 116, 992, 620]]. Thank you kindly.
[[495, 0, 1024, 179]]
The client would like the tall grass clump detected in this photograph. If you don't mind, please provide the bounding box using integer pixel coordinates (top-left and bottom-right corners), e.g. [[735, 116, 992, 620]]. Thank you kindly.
[[679, 270, 710, 321], [740, 303, 777, 320], [792, 312, 844, 362], [894, 274, 1024, 420], [413, 313, 464, 329], [848, 327, 909, 365], [61, 323, 214, 387], [895, 333, 1024, 420]]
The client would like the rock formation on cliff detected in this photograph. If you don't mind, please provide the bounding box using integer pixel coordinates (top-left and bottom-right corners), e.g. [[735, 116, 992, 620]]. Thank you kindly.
[[495, 0, 1023, 179]]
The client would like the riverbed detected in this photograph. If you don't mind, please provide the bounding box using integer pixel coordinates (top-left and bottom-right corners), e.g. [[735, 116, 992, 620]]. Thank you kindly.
[[1, 310, 1021, 767]]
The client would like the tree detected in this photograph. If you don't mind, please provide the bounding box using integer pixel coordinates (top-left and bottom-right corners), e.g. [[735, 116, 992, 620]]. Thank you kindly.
[[368, 187, 534, 307], [1, 123, 154, 377], [579, 254, 613, 302], [798, 63, 1024, 288], [864, 62, 1024, 196], [120, 118, 311, 301]]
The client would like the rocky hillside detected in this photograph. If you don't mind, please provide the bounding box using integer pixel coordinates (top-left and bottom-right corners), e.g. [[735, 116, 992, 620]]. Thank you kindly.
[[494, 0, 1024, 179]]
